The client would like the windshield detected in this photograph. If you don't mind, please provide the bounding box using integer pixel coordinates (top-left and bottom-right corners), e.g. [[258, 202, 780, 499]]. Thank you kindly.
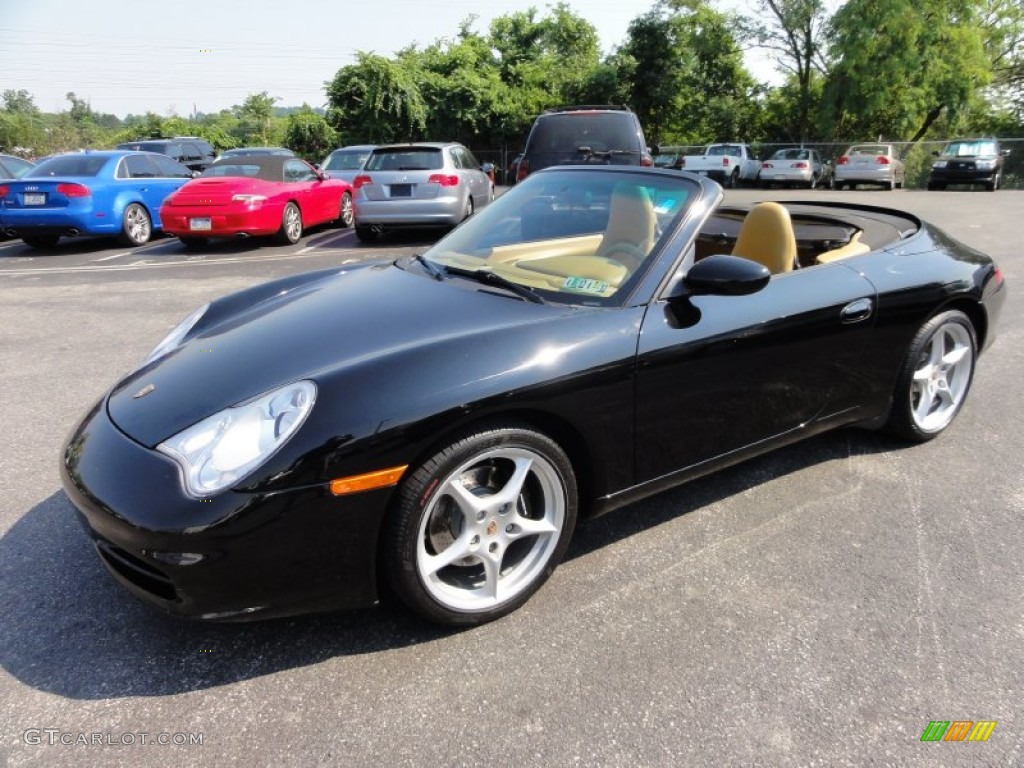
[[324, 150, 370, 171], [421, 169, 698, 306], [943, 140, 997, 156]]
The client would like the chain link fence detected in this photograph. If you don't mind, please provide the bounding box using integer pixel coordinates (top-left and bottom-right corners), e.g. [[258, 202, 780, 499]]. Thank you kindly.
[[473, 139, 1024, 189]]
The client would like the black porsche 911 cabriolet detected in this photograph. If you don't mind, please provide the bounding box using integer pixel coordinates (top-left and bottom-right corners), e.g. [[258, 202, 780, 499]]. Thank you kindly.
[[61, 167, 1005, 626]]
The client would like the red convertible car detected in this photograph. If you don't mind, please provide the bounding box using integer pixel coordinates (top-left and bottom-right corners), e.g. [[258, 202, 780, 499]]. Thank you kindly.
[[160, 155, 354, 247]]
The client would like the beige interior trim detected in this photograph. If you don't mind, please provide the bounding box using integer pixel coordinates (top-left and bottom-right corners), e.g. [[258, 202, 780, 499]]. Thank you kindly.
[[816, 231, 871, 263]]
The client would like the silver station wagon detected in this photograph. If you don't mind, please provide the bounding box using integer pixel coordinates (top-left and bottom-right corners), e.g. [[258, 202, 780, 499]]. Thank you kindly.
[[353, 142, 494, 242]]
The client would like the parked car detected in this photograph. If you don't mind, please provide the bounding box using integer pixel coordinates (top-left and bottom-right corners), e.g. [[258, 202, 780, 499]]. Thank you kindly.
[[0, 150, 192, 248], [515, 105, 653, 183], [61, 166, 1005, 626], [352, 142, 494, 241], [319, 144, 376, 184], [115, 139, 215, 173], [681, 143, 761, 187], [0, 153, 35, 180], [928, 138, 1010, 191], [834, 144, 906, 190], [759, 147, 831, 189], [653, 151, 684, 170], [218, 147, 295, 161], [160, 154, 354, 247]]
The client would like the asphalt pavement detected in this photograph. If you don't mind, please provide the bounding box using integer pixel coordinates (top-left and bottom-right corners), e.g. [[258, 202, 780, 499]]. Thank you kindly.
[[1, 189, 1021, 767]]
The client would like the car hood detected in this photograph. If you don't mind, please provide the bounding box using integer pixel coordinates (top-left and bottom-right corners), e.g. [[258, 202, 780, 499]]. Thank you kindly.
[[107, 262, 577, 447]]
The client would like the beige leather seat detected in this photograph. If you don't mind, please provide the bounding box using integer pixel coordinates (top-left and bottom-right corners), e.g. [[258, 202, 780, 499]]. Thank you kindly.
[[731, 201, 797, 274], [595, 183, 657, 269]]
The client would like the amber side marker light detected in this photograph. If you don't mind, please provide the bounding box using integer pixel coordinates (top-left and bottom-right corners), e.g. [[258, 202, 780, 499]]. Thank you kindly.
[[330, 466, 408, 496]]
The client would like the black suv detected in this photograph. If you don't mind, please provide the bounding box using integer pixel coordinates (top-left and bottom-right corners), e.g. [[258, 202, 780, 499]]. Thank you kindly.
[[115, 138, 216, 173], [928, 138, 1011, 191], [515, 105, 653, 183]]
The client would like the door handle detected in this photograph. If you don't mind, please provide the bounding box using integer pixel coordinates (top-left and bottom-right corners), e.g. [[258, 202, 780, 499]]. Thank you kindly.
[[840, 297, 873, 324]]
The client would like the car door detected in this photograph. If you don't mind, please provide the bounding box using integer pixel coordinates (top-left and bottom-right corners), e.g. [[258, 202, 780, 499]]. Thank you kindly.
[[283, 158, 329, 225], [634, 261, 877, 483], [119, 154, 175, 215]]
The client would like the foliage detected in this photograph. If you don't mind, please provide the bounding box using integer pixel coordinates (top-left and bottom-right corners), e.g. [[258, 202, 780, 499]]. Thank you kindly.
[[284, 106, 336, 160]]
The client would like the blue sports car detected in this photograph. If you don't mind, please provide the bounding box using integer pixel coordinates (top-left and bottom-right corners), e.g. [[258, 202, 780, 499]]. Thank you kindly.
[[0, 150, 193, 248]]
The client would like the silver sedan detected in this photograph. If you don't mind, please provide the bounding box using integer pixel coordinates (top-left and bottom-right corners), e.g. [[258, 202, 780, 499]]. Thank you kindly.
[[353, 142, 494, 242], [834, 144, 906, 190]]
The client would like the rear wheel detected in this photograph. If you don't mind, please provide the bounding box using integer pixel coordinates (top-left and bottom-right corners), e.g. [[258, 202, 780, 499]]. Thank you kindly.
[[986, 173, 1000, 192], [884, 310, 977, 441], [336, 191, 354, 228], [464, 195, 475, 221], [120, 203, 151, 246], [274, 202, 302, 245], [22, 234, 60, 248], [725, 170, 739, 189], [385, 422, 578, 626]]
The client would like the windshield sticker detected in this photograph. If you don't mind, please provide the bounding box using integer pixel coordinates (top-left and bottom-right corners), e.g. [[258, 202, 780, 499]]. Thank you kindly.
[[563, 276, 609, 294]]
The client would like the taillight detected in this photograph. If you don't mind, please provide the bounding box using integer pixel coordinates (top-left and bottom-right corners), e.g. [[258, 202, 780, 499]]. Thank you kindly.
[[877, 156, 890, 165], [516, 158, 529, 182], [792, 162, 808, 169], [837, 156, 849, 165], [762, 162, 772, 168], [640, 155, 653, 167], [57, 183, 91, 197], [0, 185, 8, 198], [427, 174, 459, 187], [722, 157, 730, 166], [352, 175, 372, 189]]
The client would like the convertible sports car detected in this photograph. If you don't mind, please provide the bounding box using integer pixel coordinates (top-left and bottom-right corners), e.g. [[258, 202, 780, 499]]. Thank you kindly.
[[61, 167, 1005, 626], [159, 155, 353, 247]]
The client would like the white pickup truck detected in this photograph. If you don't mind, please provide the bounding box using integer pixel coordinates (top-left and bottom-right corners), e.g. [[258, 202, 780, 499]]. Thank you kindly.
[[681, 143, 761, 187]]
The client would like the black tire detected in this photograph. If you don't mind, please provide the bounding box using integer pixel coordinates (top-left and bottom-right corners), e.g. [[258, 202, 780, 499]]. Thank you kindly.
[[725, 170, 739, 189], [928, 182, 946, 191], [120, 203, 152, 246], [336, 191, 354, 228], [384, 422, 578, 626], [22, 234, 60, 248], [883, 310, 977, 442], [887, 179, 896, 191], [274, 202, 302, 245], [355, 225, 380, 243], [807, 174, 818, 190], [986, 174, 1000, 192], [178, 237, 207, 249], [464, 195, 475, 221]]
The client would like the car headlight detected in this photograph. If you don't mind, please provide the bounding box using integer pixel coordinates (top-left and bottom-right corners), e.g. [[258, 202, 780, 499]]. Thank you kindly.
[[975, 159, 996, 170], [932, 160, 948, 169], [141, 303, 209, 368], [158, 380, 316, 497]]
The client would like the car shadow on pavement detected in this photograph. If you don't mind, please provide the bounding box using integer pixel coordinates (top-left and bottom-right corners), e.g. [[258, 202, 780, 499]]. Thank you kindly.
[[0, 427, 904, 700]]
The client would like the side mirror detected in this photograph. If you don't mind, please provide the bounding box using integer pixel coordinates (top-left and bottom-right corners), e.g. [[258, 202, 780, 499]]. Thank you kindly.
[[1001, 148, 1012, 157], [672, 255, 771, 298]]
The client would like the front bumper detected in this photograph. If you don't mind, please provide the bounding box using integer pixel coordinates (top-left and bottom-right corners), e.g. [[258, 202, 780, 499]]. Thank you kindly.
[[929, 168, 999, 185], [60, 398, 387, 620]]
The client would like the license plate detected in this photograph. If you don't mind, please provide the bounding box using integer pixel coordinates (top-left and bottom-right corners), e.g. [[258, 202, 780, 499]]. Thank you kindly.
[[389, 184, 412, 198], [24, 193, 45, 205], [189, 218, 212, 231]]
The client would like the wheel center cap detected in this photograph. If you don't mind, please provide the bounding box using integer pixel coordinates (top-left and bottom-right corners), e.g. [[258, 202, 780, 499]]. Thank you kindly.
[[485, 520, 498, 537]]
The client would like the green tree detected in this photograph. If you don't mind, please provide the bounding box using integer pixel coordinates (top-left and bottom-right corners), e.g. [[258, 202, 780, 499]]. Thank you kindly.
[[325, 53, 428, 143], [823, 0, 992, 142], [237, 91, 279, 144], [284, 105, 336, 159]]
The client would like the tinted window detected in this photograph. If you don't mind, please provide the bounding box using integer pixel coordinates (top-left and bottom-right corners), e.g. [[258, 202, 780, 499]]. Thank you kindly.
[[27, 155, 108, 177], [0, 156, 34, 178], [530, 113, 640, 153], [181, 142, 202, 162], [283, 159, 317, 182], [366, 148, 443, 171], [121, 154, 160, 178], [324, 150, 370, 171], [151, 154, 192, 178]]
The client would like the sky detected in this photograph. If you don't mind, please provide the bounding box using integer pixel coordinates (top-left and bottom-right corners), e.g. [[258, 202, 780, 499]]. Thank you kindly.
[[0, 0, 783, 118]]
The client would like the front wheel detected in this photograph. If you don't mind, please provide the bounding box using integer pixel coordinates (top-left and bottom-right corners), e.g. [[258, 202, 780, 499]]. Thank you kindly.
[[884, 310, 977, 441], [120, 203, 151, 246], [274, 202, 303, 245], [385, 423, 578, 626]]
